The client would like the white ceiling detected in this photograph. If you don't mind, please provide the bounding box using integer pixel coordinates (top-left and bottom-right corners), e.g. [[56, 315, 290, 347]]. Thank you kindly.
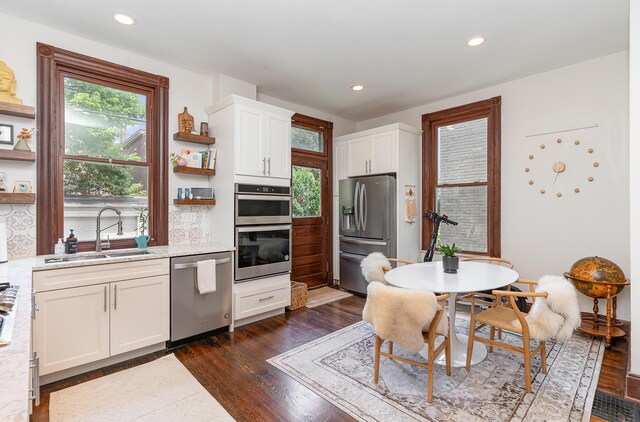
[[2, 1, 629, 121]]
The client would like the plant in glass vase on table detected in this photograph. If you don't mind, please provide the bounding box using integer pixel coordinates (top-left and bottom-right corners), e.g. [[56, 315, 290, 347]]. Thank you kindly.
[[438, 243, 461, 274], [135, 207, 150, 248]]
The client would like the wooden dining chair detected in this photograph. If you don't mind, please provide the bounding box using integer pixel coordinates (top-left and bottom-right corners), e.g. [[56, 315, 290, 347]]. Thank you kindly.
[[457, 257, 515, 338], [465, 279, 547, 392], [372, 291, 451, 403], [382, 258, 416, 272]]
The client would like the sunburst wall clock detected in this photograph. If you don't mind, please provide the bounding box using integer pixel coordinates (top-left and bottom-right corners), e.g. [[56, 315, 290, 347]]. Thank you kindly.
[[525, 136, 599, 198]]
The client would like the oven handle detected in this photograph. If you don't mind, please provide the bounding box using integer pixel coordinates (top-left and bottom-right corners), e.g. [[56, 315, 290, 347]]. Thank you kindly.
[[236, 225, 292, 233], [236, 194, 292, 202], [174, 258, 230, 270]]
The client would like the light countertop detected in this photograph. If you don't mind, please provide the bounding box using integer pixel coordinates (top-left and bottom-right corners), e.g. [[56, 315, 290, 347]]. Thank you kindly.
[[0, 242, 234, 421]]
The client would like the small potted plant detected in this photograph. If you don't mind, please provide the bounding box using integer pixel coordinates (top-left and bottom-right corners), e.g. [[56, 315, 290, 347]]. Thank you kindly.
[[135, 207, 150, 248], [439, 243, 461, 274]]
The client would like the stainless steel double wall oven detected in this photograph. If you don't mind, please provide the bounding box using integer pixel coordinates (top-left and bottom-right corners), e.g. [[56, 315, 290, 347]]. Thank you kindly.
[[234, 184, 292, 282]]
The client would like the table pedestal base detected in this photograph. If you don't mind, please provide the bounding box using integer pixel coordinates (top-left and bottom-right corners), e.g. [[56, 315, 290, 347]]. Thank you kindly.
[[436, 334, 487, 367]]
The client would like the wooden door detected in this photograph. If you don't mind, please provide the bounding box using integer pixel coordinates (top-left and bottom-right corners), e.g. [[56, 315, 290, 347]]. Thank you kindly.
[[290, 114, 333, 288], [34, 284, 110, 375], [110, 275, 170, 356]]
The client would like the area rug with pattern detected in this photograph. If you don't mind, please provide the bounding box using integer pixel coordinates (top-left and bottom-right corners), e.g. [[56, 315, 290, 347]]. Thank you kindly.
[[268, 319, 604, 421]]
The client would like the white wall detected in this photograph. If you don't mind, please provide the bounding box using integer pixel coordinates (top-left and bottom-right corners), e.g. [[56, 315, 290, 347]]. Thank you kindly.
[[213, 74, 257, 101], [629, 1, 639, 375], [258, 93, 357, 137], [358, 52, 631, 320]]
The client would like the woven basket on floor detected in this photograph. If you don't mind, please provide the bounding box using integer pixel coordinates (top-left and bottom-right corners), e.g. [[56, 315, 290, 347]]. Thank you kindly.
[[287, 281, 308, 310]]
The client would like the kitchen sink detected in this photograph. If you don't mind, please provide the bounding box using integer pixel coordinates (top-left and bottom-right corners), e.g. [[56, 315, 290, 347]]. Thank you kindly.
[[105, 250, 153, 258], [44, 250, 153, 264]]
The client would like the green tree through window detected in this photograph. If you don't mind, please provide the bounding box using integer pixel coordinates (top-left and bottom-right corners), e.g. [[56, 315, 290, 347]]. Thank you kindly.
[[292, 166, 321, 218]]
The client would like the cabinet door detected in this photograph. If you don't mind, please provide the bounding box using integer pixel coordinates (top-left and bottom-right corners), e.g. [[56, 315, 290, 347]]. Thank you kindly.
[[370, 130, 397, 174], [264, 111, 291, 178], [235, 105, 265, 177], [110, 275, 170, 356], [334, 141, 348, 193], [347, 136, 370, 177], [33, 284, 109, 375]]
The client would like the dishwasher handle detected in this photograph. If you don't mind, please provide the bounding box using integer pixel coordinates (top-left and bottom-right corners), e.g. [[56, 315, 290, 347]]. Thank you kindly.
[[173, 257, 230, 270]]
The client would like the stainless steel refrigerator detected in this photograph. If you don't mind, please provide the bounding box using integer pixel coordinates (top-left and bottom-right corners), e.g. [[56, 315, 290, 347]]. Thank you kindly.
[[339, 175, 396, 294]]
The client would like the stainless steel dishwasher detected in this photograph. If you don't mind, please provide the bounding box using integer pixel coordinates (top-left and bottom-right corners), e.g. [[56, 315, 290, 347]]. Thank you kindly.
[[170, 252, 232, 342]]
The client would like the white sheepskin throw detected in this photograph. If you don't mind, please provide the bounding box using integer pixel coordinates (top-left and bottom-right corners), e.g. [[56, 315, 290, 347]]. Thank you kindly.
[[511, 275, 581, 342], [360, 252, 391, 284], [362, 282, 448, 352]]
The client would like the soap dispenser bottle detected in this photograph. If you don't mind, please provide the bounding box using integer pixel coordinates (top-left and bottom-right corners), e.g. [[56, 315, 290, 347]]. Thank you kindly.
[[65, 229, 78, 254], [54, 238, 65, 255]]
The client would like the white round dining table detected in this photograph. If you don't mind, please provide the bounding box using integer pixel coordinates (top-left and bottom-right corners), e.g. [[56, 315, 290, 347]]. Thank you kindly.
[[384, 261, 519, 367]]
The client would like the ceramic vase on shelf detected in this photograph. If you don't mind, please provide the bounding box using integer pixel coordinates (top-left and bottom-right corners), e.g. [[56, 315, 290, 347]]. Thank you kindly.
[[442, 256, 459, 274]]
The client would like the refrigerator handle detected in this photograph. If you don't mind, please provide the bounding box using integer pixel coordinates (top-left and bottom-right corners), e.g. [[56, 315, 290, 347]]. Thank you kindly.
[[362, 183, 367, 231], [354, 182, 361, 231], [359, 183, 366, 231]]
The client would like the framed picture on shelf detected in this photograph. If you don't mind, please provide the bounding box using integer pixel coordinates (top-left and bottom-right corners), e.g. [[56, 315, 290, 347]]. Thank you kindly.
[[13, 180, 32, 193], [0, 124, 13, 145]]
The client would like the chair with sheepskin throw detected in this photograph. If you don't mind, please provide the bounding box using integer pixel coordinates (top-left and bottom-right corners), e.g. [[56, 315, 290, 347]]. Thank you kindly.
[[466, 275, 581, 392], [360, 252, 415, 284], [363, 282, 451, 402]]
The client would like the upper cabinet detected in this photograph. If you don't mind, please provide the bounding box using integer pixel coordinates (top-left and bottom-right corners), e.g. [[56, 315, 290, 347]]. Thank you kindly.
[[208, 95, 294, 181], [344, 130, 397, 177]]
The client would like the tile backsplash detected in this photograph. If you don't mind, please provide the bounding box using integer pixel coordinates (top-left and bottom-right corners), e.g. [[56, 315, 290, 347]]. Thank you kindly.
[[0, 204, 211, 258], [0, 204, 37, 259]]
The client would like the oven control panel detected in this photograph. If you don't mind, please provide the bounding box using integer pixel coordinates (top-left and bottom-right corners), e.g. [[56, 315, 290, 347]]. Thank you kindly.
[[236, 184, 291, 195]]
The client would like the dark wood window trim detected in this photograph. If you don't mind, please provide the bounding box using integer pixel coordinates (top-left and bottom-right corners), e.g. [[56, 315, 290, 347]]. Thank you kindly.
[[421, 96, 501, 256], [36, 43, 169, 254]]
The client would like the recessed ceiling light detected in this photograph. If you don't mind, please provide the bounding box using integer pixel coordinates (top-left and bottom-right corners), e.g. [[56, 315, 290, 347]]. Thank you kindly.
[[113, 13, 136, 25], [351, 85, 365, 91], [467, 37, 485, 47]]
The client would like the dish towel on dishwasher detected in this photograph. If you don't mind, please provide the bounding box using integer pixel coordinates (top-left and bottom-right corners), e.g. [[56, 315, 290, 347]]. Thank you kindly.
[[196, 259, 217, 294]]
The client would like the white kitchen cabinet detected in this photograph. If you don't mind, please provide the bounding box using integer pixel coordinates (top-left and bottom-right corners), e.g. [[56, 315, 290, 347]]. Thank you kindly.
[[34, 284, 110, 376], [347, 136, 371, 177], [33, 258, 171, 376], [110, 275, 170, 356], [264, 111, 291, 178], [370, 130, 397, 174], [207, 95, 294, 181], [233, 274, 291, 326], [334, 141, 348, 193], [346, 131, 397, 177], [235, 104, 264, 177]]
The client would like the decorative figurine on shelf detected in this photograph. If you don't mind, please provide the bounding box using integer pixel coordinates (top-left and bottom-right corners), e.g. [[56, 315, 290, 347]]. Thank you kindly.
[[200, 122, 209, 137], [14, 128, 34, 152], [0, 172, 7, 192], [169, 152, 187, 169], [178, 107, 195, 134], [135, 207, 150, 248], [0, 60, 23, 105]]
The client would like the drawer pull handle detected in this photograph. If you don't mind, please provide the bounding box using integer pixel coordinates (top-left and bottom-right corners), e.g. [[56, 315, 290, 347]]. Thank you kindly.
[[258, 295, 274, 302]]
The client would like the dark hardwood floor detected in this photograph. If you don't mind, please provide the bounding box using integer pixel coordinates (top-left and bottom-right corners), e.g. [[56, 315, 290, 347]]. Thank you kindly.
[[31, 295, 630, 421]]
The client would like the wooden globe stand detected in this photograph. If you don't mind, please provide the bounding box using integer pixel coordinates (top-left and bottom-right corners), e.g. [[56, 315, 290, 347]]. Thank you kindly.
[[569, 278, 630, 347]]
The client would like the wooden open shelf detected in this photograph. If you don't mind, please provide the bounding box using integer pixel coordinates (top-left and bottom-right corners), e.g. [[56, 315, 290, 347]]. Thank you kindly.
[[173, 199, 216, 206], [0, 149, 36, 162], [173, 166, 215, 176], [0, 192, 36, 204], [173, 132, 216, 145], [0, 102, 36, 119]]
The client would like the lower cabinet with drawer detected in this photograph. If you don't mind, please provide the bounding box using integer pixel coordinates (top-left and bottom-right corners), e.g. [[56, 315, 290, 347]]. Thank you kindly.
[[233, 274, 291, 326], [32, 259, 170, 377]]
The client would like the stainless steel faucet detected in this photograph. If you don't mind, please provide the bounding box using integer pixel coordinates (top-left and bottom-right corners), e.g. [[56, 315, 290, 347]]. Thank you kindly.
[[96, 207, 124, 252]]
